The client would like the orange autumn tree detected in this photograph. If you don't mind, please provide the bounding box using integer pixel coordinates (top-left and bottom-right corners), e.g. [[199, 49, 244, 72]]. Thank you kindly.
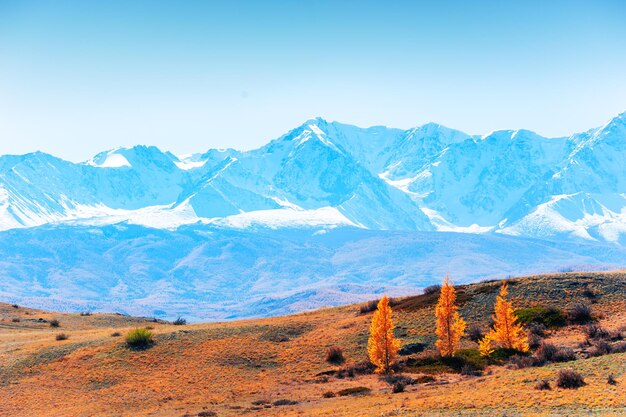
[[368, 295, 400, 373], [435, 275, 466, 357], [479, 280, 529, 356]]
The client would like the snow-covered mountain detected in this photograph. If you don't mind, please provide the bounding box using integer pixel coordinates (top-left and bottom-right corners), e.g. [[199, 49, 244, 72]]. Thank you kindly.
[[2, 112, 626, 243], [3, 112, 626, 320]]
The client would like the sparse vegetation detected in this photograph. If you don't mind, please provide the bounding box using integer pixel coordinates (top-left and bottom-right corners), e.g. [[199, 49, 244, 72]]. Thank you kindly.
[[49, 319, 60, 328], [55, 333, 69, 341], [125, 327, 153, 349], [556, 369, 585, 389], [173, 316, 187, 325], [3, 271, 626, 416]]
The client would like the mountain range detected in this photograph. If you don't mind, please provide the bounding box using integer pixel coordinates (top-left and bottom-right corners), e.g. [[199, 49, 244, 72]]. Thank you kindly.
[[2, 112, 626, 320], [2, 112, 626, 243]]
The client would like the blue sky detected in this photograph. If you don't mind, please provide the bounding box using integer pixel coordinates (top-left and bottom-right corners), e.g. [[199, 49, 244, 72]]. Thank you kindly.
[[1, 0, 625, 161]]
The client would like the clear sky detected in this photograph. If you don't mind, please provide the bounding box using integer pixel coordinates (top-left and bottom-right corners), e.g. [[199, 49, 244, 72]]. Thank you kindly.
[[1, 0, 625, 161]]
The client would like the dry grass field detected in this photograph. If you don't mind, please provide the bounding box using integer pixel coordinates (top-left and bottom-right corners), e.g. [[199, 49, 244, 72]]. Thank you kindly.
[[2, 271, 626, 416]]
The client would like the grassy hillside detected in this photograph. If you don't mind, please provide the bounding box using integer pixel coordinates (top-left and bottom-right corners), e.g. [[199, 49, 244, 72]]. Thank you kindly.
[[2, 271, 626, 416]]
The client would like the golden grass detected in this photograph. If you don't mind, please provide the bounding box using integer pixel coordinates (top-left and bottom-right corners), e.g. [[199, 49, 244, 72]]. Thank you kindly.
[[1, 271, 626, 416]]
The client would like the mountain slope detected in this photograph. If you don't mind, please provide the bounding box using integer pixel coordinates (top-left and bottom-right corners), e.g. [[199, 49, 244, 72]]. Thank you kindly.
[[1, 224, 624, 321], [2, 272, 626, 417]]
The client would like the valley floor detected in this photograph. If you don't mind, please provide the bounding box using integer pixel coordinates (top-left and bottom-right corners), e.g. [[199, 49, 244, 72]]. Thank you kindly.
[[2, 271, 626, 416]]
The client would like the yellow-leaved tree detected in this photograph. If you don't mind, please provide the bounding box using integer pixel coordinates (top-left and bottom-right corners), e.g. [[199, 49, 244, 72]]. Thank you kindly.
[[435, 275, 466, 357], [368, 295, 400, 373], [479, 280, 529, 356]]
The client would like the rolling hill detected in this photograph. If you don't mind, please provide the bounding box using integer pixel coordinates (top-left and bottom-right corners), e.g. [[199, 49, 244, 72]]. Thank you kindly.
[[2, 271, 626, 416]]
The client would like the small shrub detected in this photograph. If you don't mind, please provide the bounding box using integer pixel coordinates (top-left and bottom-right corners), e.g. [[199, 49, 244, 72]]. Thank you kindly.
[[556, 369, 585, 389], [515, 306, 566, 328], [612, 341, 626, 353], [197, 412, 217, 417], [589, 340, 612, 357], [336, 386, 371, 396], [414, 375, 436, 384], [273, 399, 298, 406], [173, 316, 187, 326], [382, 374, 414, 386], [509, 355, 535, 369], [55, 333, 69, 341], [49, 319, 60, 328], [392, 382, 406, 393], [461, 364, 482, 376], [552, 347, 576, 363], [535, 343, 575, 363], [423, 284, 441, 295], [567, 303, 593, 324], [403, 349, 486, 374], [11, 318, 20, 323], [528, 322, 547, 337], [11, 304, 19, 309], [528, 333, 543, 350], [125, 327, 153, 349], [337, 360, 375, 378], [536, 379, 551, 390], [467, 324, 484, 342], [80, 311, 92, 316], [325, 346, 345, 365], [490, 347, 524, 362], [322, 391, 335, 398], [111, 331, 122, 337], [585, 324, 610, 340], [359, 299, 380, 314], [608, 374, 618, 385], [398, 342, 425, 355], [582, 287, 598, 299]]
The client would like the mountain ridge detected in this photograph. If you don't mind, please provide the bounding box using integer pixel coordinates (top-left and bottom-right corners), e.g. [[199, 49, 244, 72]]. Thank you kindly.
[[1, 112, 626, 243]]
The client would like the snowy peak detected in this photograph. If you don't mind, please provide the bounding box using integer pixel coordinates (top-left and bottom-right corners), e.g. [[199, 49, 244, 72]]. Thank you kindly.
[[1, 111, 626, 242]]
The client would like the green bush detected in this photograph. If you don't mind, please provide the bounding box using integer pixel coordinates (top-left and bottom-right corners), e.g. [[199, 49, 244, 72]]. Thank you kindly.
[[125, 327, 153, 349], [403, 349, 486, 374], [489, 347, 526, 362], [515, 306, 566, 328]]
